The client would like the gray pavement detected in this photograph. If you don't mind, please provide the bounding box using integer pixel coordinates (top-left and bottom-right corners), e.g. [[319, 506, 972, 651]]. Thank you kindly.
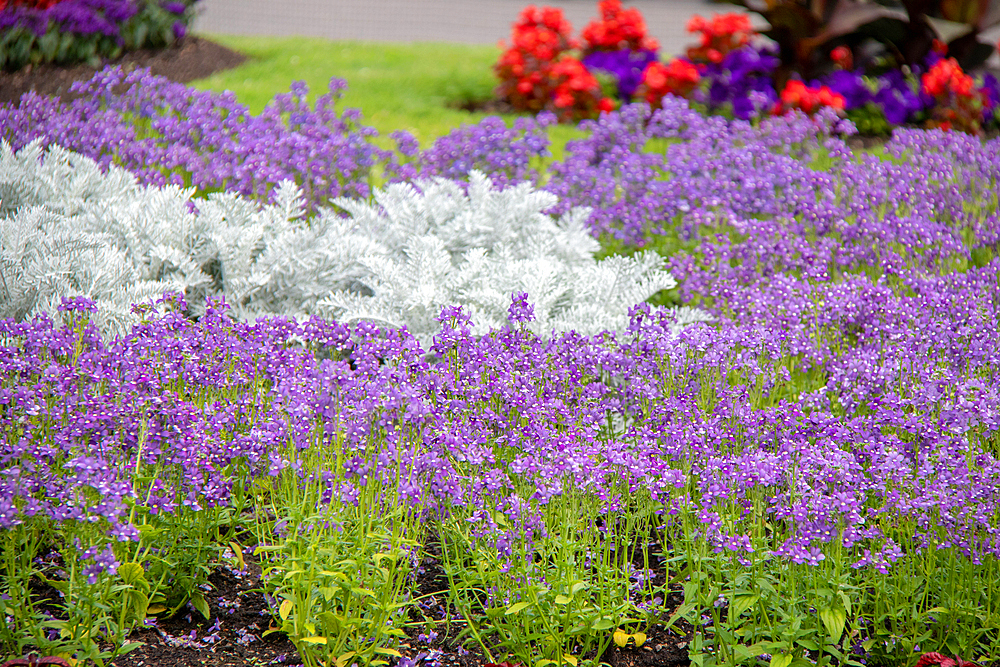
[[191, 0, 766, 59]]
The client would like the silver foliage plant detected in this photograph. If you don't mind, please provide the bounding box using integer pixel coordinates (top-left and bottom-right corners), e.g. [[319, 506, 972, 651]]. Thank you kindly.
[[0, 140, 707, 343]]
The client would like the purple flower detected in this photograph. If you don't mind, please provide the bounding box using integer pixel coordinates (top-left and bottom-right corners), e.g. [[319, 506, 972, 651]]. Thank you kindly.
[[507, 292, 535, 326]]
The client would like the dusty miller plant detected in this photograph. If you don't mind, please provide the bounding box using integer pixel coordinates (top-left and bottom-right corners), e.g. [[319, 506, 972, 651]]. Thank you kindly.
[[315, 172, 707, 346], [1, 140, 706, 344]]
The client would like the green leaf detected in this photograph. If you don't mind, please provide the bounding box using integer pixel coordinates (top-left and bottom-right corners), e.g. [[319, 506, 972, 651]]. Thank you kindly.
[[570, 581, 588, 595], [117, 562, 147, 586], [127, 590, 150, 620], [819, 606, 846, 640], [731, 594, 759, 619], [190, 591, 210, 620], [664, 602, 696, 630], [770, 653, 793, 667], [506, 601, 531, 615], [591, 617, 615, 631]]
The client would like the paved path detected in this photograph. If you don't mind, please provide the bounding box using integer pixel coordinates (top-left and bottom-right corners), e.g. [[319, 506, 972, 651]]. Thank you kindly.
[[191, 0, 765, 59]]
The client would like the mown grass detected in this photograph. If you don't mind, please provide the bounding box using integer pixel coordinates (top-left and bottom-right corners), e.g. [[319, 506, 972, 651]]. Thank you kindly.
[[190, 34, 586, 158]]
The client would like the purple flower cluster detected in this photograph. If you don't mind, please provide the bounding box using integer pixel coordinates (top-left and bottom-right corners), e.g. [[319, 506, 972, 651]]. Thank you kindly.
[[695, 43, 780, 120], [415, 113, 553, 189], [582, 48, 659, 100], [0, 0, 140, 38], [0, 67, 411, 209]]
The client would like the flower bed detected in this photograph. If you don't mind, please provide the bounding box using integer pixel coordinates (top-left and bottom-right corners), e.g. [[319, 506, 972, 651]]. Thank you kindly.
[[1, 24, 1000, 667], [0, 0, 200, 71], [492, 1, 1000, 135]]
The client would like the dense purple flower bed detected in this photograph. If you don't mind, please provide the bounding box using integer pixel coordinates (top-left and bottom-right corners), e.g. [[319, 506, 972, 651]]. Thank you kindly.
[[1, 69, 1000, 666], [0, 0, 200, 71]]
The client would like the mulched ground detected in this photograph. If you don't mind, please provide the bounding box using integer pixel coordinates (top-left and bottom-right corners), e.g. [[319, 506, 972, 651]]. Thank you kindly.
[[0, 36, 247, 106]]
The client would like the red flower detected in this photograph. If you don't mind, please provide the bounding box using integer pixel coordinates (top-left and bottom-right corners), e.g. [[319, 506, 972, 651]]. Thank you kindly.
[[581, 0, 659, 53], [773, 80, 845, 115], [636, 58, 700, 108], [920, 58, 986, 134], [685, 12, 755, 64], [830, 45, 852, 70], [495, 5, 577, 114]]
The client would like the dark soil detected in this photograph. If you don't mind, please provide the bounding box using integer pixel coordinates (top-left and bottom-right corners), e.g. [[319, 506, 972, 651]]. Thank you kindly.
[[87, 545, 693, 667], [0, 36, 247, 106]]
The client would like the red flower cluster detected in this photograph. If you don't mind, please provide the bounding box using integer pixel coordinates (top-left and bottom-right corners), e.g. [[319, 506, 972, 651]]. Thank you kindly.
[[772, 80, 845, 115], [495, 5, 614, 121], [580, 0, 659, 53], [549, 57, 616, 121], [685, 12, 754, 64], [0, 0, 61, 9], [635, 59, 700, 109], [495, 6, 578, 113], [921, 57, 986, 133], [922, 57, 974, 97], [915, 653, 981, 667], [830, 45, 853, 70]]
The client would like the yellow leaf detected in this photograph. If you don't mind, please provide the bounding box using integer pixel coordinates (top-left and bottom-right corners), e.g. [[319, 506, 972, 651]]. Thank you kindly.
[[633, 632, 647, 646], [562, 654, 578, 666], [229, 541, 245, 570], [301, 636, 327, 644], [279, 599, 293, 621], [613, 629, 629, 648], [374, 648, 403, 658]]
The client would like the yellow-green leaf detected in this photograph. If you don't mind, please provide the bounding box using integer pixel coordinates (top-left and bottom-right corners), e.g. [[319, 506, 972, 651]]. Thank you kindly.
[[336, 651, 357, 667], [301, 636, 327, 645], [279, 599, 293, 621], [506, 601, 531, 615], [819, 606, 846, 640], [555, 594, 571, 605], [374, 648, 402, 658], [562, 654, 578, 666], [146, 604, 168, 615]]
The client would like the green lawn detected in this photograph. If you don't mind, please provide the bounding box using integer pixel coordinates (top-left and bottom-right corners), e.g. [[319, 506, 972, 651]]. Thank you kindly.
[[191, 34, 586, 157]]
